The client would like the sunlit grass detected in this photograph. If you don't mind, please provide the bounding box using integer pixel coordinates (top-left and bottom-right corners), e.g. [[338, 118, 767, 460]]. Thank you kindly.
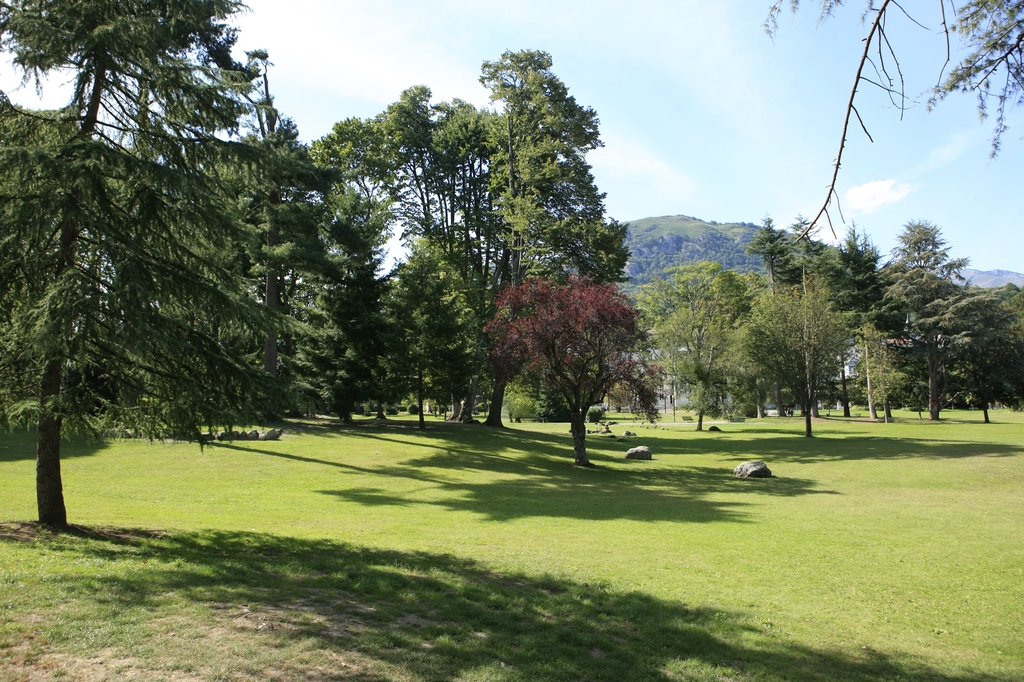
[[1, 410, 1022, 680]]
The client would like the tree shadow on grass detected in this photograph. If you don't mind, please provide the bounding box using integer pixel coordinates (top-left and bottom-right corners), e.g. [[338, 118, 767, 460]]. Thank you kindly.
[[215, 431, 836, 524], [0, 524, 1007, 682], [641, 430, 1023, 463], [0, 428, 109, 463]]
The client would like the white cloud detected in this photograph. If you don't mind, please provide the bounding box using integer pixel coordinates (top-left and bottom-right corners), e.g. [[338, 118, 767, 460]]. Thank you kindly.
[[845, 179, 913, 213]]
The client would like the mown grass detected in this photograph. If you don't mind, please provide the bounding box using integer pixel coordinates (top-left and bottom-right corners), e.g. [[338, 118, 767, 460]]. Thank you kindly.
[[1, 411, 1022, 680]]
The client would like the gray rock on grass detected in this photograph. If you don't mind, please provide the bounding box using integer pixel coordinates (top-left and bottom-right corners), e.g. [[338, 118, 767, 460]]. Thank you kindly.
[[625, 446, 652, 460], [734, 461, 772, 478]]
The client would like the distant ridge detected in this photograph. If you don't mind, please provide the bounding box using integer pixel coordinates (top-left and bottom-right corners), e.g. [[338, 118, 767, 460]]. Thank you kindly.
[[623, 214, 762, 289], [962, 268, 1024, 288]]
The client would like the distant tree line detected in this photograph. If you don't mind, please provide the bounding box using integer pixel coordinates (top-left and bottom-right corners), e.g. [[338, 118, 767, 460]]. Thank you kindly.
[[640, 218, 1024, 437]]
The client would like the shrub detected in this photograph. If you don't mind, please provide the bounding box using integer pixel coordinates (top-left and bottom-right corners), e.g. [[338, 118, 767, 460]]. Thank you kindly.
[[352, 404, 365, 416], [408, 403, 420, 415], [587, 405, 605, 423], [385, 405, 399, 416]]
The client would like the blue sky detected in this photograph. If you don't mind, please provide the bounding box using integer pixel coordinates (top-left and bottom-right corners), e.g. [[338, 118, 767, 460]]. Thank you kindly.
[[4, 1, 1020, 271]]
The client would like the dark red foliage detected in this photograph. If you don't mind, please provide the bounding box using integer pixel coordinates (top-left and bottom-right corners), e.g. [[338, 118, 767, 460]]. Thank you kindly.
[[485, 277, 660, 465]]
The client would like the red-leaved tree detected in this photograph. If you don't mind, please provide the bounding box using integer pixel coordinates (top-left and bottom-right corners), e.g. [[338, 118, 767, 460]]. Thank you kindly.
[[485, 278, 660, 466]]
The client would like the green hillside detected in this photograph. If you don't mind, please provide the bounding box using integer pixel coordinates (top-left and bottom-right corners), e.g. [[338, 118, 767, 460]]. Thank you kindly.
[[624, 214, 763, 289]]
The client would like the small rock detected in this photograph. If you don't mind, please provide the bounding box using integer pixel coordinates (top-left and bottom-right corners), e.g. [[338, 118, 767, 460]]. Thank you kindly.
[[260, 428, 282, 441], [623, 430, 636, 437], [734, 461, 772, 478], [625, 446, 652, 460], [708, 425, 722, 432], [247, 429, 260, 440], [216, 431, 230, 441], [616, 437, 628, 443]]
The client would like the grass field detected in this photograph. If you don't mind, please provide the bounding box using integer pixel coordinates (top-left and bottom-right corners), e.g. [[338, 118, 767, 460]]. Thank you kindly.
[[1, 411, 1022, 681]]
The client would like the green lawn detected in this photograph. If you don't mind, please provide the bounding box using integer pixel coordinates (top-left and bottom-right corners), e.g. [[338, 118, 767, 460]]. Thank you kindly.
[[1, 412, 1022, 681]]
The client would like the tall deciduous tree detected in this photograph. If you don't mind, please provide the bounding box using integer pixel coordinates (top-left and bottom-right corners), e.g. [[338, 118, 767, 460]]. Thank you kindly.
[[746, 282, 849, 437], [640, 262, 749, 430], [0, 0, 264, 527], [485, 278, 659, 466], [480, 50, 629, 427]]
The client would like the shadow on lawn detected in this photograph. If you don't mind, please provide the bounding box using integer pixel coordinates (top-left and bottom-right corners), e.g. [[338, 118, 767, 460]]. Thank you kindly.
[[0, 428, 109, 463], [216, 429, 835, 524], [0, 524, 1005, 682]]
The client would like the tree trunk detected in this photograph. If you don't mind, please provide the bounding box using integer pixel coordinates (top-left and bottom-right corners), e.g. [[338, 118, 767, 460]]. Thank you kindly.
[[264, 224, 279, 376], [884, 399, 892, 423], [447, 399, 462, 422], [456, 375, 479, 421], [376, 399, 386, 420], [928, 354, 941, 421], [841, 365, 851, 417], [36, 358, 67, 528], [417, 371, 425, 430], [756, 403, 764, 419], [804, 406, 813, 437], [774, 380, 784, 417], [696, 412, 704, 431], [983, 405, 990, 424], [484, 378, 507, 427], [865, 342, 878, 420], [569, 415, 591, 466], [811, 402, 820, 418]]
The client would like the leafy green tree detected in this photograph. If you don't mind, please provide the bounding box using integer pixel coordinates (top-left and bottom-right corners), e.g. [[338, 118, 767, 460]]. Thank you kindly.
[[885, 220, 969, 421], [480, 50, 629, 426], [640, 262, 749, 430], [746, 282, 849, 437], [949, 292, 1024, 422], [0, 0, 264, 527], [311, 118, 395, 421], [746, 216, 800, 415], [389, 240, 476, 429]]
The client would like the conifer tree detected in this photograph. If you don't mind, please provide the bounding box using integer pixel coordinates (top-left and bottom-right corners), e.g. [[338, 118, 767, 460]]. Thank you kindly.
[[0, 0, 264, 526]]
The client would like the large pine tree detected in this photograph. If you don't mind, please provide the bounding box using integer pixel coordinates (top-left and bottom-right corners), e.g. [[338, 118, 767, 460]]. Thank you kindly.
[[0, 0, 266, 527]]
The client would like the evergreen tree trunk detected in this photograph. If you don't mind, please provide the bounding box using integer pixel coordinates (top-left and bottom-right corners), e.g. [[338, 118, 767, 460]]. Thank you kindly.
[[417, 371, 425, 430], [456, 376, 479, 421], [484, 379, 507, 427], [447, 399, 462, 422], [36, 358, 67, 528], [865, 343, 878, 420], [928, 354, 941, 421], [569, 415, 591, 466], [264, 225, 279, 377]]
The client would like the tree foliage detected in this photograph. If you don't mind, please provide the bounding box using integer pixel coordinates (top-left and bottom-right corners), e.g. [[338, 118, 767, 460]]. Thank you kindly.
[[0, 0, 266, 526], [485, 278, 659, 466]]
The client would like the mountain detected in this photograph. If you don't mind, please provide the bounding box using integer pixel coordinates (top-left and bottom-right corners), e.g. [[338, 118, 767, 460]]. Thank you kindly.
[[962, 268, 1024, 288], [623, 214, 762, 288]]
